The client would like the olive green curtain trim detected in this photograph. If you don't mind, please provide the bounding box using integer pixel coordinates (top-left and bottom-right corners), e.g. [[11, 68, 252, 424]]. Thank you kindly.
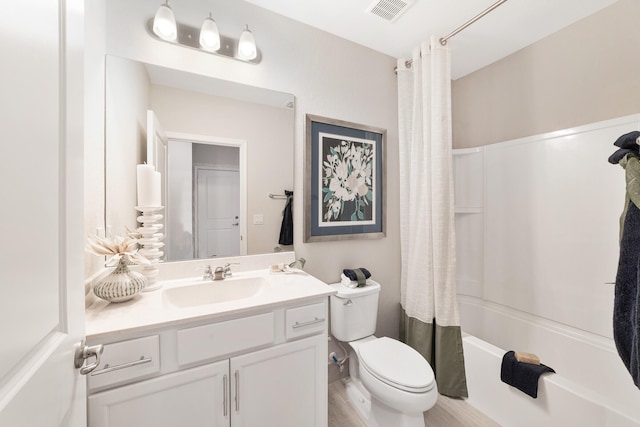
[[400, 309, 468, 397]]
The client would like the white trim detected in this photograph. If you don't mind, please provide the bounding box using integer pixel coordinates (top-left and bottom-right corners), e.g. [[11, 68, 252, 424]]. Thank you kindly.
[[452, 146, 482, 155], [482, 113, 640, 152], [459, 295, 615, 351]]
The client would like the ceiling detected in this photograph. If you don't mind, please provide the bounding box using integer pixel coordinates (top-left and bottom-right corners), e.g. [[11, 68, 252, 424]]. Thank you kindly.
[[244, 0, 618, 79]]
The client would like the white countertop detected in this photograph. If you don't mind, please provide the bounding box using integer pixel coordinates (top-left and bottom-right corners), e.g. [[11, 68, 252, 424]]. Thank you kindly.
[[85, 269, 335, 341]]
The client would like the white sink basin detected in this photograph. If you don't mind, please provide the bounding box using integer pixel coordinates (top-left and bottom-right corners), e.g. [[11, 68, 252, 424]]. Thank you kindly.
[[164, 276, 268, 308]]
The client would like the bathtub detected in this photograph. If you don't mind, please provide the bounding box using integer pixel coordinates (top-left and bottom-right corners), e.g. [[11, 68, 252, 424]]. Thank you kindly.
[[459, 296, 640, 427], [452, 116, 640, 426]]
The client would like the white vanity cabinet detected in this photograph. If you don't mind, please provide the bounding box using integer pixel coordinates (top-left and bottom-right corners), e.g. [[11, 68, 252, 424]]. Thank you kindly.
[[87, 299, 328, 427], [230, 335, 325, 426], [88, 361, 229, 426]]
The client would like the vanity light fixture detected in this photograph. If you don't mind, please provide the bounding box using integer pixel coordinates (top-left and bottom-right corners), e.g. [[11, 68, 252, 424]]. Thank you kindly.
[[199, 13, 220, 52], [152, 1, 177, 41], [237, 25, 257, 60], [147, 5, 261, 64]]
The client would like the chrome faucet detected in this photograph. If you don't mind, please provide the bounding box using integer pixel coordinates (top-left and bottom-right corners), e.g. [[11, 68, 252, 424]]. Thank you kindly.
[[204, 263, 238, 281], [213, 266, 225, 280]]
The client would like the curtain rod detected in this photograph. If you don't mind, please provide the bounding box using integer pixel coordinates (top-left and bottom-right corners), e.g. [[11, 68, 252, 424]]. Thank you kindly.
[[439, 0, 509, 46], [394, 0, 509, 73]]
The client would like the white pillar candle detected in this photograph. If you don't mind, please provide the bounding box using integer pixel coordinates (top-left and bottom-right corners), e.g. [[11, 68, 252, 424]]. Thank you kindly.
[[137, 164, 161, 207]]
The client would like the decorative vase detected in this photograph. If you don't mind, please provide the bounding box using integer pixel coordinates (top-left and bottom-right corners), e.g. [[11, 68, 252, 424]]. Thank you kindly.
[[93, 258, 147, 303]]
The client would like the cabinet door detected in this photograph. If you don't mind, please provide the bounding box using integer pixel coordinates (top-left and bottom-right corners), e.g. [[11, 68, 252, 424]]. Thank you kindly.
[[230, 335, 326, 427], [88, 361, 230, 427]]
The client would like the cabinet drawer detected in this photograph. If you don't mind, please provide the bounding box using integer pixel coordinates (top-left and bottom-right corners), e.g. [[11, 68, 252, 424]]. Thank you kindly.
[[88, 335, 160, 391], [177, 312, 274, 366], [285, 302, 327, 339]]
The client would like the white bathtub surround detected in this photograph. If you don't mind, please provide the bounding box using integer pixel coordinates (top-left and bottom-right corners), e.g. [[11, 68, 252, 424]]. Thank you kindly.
[[454, 115, 640, 424], [397, 36, 467, 397]]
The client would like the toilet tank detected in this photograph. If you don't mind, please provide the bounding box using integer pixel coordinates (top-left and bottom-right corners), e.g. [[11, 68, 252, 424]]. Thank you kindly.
[[329, 281, 381, 342]]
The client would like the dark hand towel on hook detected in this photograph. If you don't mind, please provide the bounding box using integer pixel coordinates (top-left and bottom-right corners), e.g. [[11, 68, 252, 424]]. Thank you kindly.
[[278, 190, 294, 246], [610, 140, 640, 389], [608, 131, 640, 164], [343, 268, 371, 286], [500, 351, 555, 398]]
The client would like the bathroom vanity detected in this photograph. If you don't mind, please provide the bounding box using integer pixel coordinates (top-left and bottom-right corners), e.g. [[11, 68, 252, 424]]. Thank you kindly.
[[84, 267, 334, 427]]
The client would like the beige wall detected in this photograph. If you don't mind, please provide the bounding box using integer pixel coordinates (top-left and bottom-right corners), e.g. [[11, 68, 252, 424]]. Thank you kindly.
[[104, 57, 149, 238], [150, 85, 294, 255], [452, 0, 640, 148]]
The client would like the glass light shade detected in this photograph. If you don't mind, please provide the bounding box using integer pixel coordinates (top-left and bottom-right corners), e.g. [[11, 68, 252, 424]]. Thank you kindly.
[[199, 15, 220, 51], [153, 3, 177, 41], [238, 25, 257, 60]]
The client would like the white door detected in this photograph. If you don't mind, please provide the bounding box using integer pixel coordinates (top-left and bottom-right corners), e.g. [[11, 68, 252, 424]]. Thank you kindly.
[[147, 110, 169, 208], [0, 1, 86, 426], [196, 169, 241, 258]]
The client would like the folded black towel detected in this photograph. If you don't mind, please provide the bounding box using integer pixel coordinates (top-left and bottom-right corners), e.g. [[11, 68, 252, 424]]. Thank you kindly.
[[609, 131, 640, 164], [343, 268, 371, 286], [500, 351, 555, 398]]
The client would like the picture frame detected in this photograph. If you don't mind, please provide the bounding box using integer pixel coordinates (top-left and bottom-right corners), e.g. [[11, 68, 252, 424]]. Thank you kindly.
[[304, 114, 386, 242]]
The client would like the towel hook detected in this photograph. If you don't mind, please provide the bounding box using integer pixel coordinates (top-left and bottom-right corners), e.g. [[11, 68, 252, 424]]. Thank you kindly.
[[268, 192, 288, 200]]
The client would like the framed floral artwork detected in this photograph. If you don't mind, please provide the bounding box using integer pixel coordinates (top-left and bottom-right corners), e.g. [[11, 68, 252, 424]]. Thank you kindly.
[[304, 114, 386, 242]]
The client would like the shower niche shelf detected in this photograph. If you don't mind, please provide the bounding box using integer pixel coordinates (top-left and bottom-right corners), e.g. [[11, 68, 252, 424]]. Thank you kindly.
[[453, 148, 484, 299]]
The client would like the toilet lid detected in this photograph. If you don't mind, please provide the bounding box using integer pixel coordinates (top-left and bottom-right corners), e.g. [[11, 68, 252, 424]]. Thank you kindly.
[[358, 337, 435, 393]]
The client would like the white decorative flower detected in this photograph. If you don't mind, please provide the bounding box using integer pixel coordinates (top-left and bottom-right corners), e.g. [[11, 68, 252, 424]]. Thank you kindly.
[[86, 230, 150, 266]]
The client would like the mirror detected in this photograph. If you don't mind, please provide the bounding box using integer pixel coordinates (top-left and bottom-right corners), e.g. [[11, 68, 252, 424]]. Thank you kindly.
[[105, 55, 295, 262]]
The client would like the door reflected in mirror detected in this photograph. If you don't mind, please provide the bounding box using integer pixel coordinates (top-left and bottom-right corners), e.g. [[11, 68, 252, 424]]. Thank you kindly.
[[104, 56, 294, 262], [165, 138, 246, 261]]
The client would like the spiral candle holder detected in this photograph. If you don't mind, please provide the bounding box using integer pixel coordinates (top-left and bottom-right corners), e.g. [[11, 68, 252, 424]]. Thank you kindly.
[[135, 206, 165, 291]]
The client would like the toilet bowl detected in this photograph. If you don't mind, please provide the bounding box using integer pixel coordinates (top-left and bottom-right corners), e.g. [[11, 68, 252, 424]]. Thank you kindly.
[[330, 282, 438, 427]]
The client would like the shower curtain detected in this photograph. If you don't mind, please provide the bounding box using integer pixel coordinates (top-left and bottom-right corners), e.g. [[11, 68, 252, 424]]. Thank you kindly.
[[397, 36, 468, 397]]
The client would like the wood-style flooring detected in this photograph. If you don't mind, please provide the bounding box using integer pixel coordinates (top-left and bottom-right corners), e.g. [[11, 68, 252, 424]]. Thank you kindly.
[[328, 379, 501, 427]]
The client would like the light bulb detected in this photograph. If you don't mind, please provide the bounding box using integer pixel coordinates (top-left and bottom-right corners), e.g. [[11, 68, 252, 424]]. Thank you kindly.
[[238, 25, 257, 60], [153, 2, 177, 42], [199, 13, 220, 52]]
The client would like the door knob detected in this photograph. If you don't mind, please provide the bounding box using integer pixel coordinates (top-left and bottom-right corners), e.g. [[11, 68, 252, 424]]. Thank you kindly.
[[74, 339, 104, 375]]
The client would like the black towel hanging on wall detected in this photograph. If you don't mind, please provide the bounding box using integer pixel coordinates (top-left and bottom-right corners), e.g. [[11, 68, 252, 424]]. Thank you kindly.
[[278, 190, 294, 246], [609, 131, 640, 390]]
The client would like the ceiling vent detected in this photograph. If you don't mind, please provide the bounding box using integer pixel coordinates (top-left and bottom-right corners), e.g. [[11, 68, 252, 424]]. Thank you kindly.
[[366, 0, 415, 23]]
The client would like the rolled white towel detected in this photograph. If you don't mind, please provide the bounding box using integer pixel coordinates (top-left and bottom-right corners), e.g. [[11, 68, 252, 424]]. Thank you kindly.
[[341, 273, 372, 288]]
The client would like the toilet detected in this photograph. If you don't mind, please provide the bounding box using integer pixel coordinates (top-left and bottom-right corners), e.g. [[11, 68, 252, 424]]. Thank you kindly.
[[330, 281, 438, 427]]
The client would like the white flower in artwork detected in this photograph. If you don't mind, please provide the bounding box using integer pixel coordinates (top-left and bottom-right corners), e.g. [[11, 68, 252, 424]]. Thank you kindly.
[[322, 138, 374, 222]]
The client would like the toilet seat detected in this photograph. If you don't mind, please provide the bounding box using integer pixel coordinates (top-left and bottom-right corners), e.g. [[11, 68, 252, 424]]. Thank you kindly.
[[357, 337, 435, 393]]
